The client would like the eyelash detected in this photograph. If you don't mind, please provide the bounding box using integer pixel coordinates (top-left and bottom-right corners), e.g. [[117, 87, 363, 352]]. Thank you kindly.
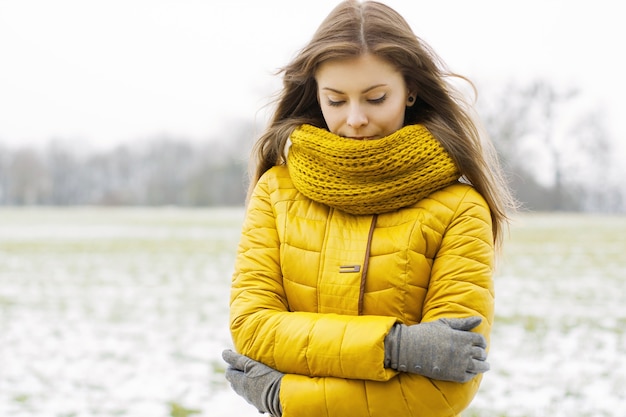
[[326, 95, 387, 107], [327, 100, 344, 107], [368, 95, 387, 105]]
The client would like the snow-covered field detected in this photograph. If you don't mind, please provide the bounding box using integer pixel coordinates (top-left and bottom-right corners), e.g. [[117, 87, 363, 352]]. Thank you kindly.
[[0, 208, 624, 417]]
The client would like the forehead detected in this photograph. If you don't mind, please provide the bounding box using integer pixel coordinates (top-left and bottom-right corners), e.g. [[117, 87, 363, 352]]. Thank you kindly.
[[315, 53, 404, 90]]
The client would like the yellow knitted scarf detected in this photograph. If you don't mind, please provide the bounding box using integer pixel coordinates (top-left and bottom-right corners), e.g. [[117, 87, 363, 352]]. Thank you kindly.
[[287, 124, 460, 215]]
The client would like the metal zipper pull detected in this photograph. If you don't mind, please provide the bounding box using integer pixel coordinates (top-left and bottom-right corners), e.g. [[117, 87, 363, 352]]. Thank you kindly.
[[339, 265, 361, 273]]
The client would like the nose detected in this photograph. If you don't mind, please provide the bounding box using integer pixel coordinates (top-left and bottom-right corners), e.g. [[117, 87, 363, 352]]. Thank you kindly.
[[346, 103, 368, 128]]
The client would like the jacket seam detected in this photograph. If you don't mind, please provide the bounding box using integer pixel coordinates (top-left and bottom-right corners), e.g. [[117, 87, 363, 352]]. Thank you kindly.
[[358, 214, 377, 315]]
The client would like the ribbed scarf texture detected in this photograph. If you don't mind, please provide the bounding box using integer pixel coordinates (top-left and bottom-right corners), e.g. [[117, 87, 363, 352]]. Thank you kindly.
[[287, 124, 460, 215]]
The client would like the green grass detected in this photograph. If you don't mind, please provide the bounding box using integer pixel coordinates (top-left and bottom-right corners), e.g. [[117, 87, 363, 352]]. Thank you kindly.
[[464, 213, 626, 417], [1, 209, 625, 417]]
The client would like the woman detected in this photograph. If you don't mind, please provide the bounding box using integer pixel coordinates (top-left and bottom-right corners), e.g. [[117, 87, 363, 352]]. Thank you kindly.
[[222, 1, 516, 416]]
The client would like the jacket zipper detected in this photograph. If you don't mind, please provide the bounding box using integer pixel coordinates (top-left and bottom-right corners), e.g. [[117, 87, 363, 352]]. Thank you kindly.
[[358, 214, 378, 315]]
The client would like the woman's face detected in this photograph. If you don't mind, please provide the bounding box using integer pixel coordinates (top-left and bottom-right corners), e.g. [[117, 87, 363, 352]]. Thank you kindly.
[[315, 53, 413, 140]]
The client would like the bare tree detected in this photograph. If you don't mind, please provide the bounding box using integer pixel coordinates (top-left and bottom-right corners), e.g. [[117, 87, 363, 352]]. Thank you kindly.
[[478, 79, 620, 211], [7, 148, 49, 205]]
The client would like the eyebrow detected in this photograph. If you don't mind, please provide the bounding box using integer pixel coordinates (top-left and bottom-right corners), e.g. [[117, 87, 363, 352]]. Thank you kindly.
[[321, 84, 387, 94]]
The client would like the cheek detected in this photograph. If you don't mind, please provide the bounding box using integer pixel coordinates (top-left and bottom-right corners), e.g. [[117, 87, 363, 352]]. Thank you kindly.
[[394, 100, 408, 127], [379, 102, 406, 131], [394, 108, 407, 128], [320, 106, 341, 133]]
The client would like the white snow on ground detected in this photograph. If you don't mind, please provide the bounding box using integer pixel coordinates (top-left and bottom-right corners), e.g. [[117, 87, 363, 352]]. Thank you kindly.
[[0, 209, 624, 417]]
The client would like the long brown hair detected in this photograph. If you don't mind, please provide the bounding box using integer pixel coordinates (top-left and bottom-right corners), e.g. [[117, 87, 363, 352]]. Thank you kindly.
[[248, 0, 516, 246]]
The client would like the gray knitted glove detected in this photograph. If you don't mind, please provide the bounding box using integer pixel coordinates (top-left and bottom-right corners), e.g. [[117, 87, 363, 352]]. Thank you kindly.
[[222, 350, 283, 416], [384, 316, 489, 383]]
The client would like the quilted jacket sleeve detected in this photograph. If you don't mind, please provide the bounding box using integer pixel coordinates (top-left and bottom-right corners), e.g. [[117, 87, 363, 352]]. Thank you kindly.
[[279, 372, 483, 417], [421, 185, 495, 334], [229, 170, 398, 382]]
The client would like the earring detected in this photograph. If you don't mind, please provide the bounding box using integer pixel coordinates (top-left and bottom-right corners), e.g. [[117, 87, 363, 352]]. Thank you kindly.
[[407, 96, 415, 104]]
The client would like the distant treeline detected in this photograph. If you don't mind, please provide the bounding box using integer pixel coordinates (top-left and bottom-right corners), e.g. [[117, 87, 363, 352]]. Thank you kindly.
[[0, 80, 624, 212], [0, 138, 249, 206]]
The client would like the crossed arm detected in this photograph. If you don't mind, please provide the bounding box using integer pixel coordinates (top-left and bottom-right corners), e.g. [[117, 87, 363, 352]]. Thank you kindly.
[[225, 178, 494, 417]]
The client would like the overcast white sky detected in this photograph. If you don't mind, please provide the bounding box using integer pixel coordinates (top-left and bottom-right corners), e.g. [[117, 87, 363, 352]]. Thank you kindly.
[[0, 0, 623, 150]]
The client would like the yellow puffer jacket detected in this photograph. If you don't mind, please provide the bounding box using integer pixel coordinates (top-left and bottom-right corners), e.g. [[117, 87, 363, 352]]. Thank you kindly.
[[230, 165, 495, 417]]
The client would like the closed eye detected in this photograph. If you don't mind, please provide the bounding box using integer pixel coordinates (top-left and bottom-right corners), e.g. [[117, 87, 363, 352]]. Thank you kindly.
[[327, 99, 345, 107], [368, 94, 387, 105]]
